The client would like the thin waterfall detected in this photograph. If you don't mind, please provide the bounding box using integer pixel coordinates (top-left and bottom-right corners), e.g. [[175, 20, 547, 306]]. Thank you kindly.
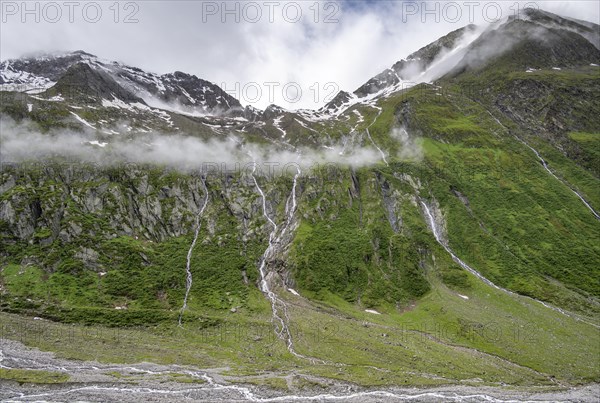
[[178, 176, 210, 327]]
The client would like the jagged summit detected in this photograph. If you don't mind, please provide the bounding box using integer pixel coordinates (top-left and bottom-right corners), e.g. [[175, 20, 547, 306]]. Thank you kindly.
[[519, 8, 600, 48], [72, 50, 97, 57], [353, 10, 599, 98], [0, 50, 242, 114], [520, 8, 599, 31], [446, 16, 600, 78]]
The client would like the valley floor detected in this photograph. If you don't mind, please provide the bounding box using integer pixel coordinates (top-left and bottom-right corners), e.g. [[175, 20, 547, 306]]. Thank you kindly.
[[0, 339, 600, 402], [1, 297, 599, 403], [1, 338, 599, 402]]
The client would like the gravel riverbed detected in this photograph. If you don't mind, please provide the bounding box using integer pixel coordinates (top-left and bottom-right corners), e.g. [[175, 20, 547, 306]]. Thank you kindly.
[[1, 339, 598, 402]]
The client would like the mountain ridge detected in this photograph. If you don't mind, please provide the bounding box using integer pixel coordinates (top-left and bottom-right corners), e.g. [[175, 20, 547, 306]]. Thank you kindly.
[[2, 8, 598, 120]]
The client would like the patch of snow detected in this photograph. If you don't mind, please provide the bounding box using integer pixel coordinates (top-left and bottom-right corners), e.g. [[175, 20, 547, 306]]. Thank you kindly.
[[102, 129, 119, 135], [102, 98, 132, 110], [131, 102, 151, 111], [319, 92, 363, 120], [70, 112, 96, 129], [287, 288, 300, 296], [87, 140, 108, 147], [0, 66, 55, 92], [591, 63, 599, 67], [158, 104, 208, 118], [272, 115, 287, 138], [552, 67, 562, 71], [27, 103, 33, 112], [23, 86, 53, 94], [132, 96, 209, 119], [458, 294, 469, 300], [179, 86, 197, 104], [103, 95, 176, 126], [120, 66, 167, 93], [352, 109, 364, 123], [294, 118, 317, 134], [365, 309, 381, 315], [204, 123, 223, 128], [31, 94, 64, 102], [93, 62, 114, 73]]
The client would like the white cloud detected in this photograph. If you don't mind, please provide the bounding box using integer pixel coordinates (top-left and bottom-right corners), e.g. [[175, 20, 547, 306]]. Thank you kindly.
[[0, 117, 421, 170]]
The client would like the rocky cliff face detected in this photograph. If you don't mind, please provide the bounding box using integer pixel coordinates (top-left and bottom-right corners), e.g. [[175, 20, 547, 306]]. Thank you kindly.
[[0, 159, 437, 322]]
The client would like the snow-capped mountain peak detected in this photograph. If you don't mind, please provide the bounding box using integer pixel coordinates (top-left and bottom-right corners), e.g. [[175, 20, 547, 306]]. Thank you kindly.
[[0, 51, 243, 115]]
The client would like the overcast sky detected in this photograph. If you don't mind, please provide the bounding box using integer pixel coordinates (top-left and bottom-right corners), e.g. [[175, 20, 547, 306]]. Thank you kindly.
[[1, 1, 598, 109]]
